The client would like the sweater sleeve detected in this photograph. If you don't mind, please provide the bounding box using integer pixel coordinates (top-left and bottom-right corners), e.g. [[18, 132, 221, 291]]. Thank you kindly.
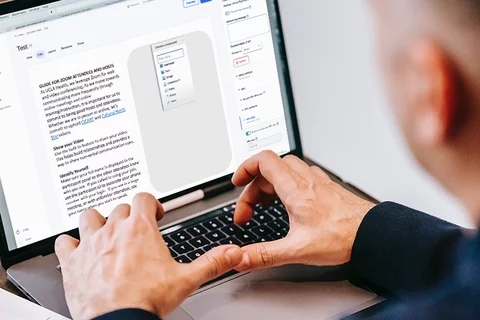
[[351, 202, 468, 298], [93, 309, 160, 320]]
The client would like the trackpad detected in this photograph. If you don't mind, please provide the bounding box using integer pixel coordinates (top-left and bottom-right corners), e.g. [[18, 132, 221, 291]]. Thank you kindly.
[[181, 266, 378, 320]]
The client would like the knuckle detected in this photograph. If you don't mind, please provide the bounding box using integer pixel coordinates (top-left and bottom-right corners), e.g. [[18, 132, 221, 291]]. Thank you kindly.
[[290, 170, 311, 189], [312, 167, 332, 183], [205, 253, 222, 279], [283, 194, 296, 209], [324, 178, 336, 188], [283, 192, 313, 212], [259, 150, 277, 159], [130, 215, 150, 233], [82, 208, 98, 219], [114, 203, 131, 212], [257, 244, 274, 268], [133, 192, 156, 204], [283, 155, 299, 162]]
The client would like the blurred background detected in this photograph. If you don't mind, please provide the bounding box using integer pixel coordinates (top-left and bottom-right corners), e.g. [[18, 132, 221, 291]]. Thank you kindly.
[[278, 0, 472, 227]]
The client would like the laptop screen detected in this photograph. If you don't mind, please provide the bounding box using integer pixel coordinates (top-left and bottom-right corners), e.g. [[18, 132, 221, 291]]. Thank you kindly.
[[0, 0, 298, 251]]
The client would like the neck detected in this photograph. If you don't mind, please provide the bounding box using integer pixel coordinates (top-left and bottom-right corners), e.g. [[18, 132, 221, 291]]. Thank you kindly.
[[458, 183, 480, 225], [445, 154, 480, 224]]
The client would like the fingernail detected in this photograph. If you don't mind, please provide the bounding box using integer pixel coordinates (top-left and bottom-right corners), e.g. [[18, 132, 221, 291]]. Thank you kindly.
[[225, 247, 243, 266]]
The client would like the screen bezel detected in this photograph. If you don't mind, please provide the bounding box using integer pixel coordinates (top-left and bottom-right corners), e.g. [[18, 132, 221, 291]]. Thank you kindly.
[[0, 0, 304, 269]]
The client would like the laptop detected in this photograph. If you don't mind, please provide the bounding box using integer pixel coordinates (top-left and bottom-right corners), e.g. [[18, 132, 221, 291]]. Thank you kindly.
[[0, 0, 383, 319]]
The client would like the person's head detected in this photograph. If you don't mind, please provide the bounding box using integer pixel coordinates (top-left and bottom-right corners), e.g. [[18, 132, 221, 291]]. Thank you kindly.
[[369, 0, 480, 218]]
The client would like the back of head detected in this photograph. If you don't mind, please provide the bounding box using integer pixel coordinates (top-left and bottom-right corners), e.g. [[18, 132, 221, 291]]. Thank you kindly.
[[370, 0, 480, 218]]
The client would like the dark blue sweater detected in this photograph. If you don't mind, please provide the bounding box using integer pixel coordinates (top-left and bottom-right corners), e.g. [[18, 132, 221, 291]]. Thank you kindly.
[[95, 202, 478, 320]]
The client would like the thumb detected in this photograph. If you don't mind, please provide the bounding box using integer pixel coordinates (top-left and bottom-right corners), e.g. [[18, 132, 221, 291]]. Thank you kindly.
[[182, 245, 243, 287], [55, 235, 79, 267], [235, 239, 294, 272]]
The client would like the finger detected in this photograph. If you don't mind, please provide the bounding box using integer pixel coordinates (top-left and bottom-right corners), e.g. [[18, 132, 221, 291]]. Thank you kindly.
[[130, 193, 165, 225], [234, 177, 275, 225], [234, 240, 295, 272], [55, 235, 79, 268], [232, 151, 296, 199], [181, 245, 243, 288], [107, 204, 131, 225], [79, 209, 106, 240]]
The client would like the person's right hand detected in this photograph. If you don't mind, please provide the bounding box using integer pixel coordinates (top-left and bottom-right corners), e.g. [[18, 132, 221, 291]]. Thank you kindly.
[[232, 151, 375, 272]]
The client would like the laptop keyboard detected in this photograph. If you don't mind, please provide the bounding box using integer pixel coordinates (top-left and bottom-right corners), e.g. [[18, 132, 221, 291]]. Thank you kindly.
[[162, 199, 289, 264], [57, 200, 289, 273]]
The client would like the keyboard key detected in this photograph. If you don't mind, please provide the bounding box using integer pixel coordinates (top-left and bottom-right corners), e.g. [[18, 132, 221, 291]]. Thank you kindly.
[[186, 225, 208, 237], [251, 225, 274, 237], [266, 219, 289, 231], [203, 218, 223, 231], [236, 231, 257, 243], [205, 231, 227, 242], [277, 206, 288, 214], [241, 220, 259, 230], [203, 243, 220, 252], [221, 225, 242, 236], [271, 229, 288, 240], [257, 236, 274, 243], [169, 248, 178, 258], [268, 207, 286, 218], [172, 242, 194, 255], [175, 255, 191, 264], [252, 211, 273, 224], [171, 231, 192, 243], [219, 237, 241, 245], [187, 249, 205, 261], [189, 236, 211, 248], [218, 213, 234, 225], [163, 235, 176, 247]]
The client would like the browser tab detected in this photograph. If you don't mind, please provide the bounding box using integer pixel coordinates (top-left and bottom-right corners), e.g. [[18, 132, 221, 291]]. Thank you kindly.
[[11, 10, 28, 17], [28, 7, 42, 13]]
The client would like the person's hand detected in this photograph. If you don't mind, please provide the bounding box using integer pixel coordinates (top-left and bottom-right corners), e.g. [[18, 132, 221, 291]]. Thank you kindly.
[[55, 193, 243, 320], [232, 151, 375, 272]]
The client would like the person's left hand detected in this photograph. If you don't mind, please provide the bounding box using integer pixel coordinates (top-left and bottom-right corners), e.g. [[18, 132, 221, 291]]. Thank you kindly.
[[55, 193, 243, 320]]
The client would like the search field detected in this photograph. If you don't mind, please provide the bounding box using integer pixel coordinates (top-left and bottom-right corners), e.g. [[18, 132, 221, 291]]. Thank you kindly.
[[157, 48, 185, 63]]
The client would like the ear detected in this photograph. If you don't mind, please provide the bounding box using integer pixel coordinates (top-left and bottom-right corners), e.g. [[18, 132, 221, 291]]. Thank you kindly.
[[406, 41, 457, 146]]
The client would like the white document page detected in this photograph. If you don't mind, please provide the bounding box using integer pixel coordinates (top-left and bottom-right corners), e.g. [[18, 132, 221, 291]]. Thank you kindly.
[[0, 289, 68, 320]]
